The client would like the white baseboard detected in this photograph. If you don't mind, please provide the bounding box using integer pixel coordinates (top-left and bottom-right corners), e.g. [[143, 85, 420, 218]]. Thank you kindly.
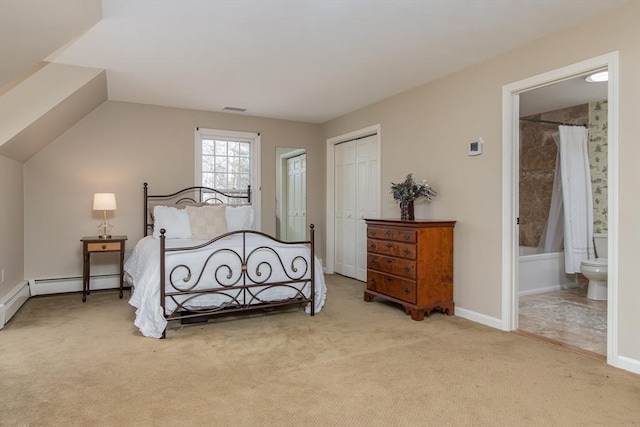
[[29, 275, 121, 296], [455, 306, 503, 330], [615, 355, 640, 375], [0, 281, 31, 329]]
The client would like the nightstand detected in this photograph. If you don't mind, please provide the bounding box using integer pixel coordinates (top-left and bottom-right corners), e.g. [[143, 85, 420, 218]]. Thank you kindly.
[[81, 235, 128, 302]]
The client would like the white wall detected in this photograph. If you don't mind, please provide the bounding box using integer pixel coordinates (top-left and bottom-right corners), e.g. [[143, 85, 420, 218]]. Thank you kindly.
[[23, 101, 323, 280], [0, 154, 24, 300], [322, 1, 640, 365]]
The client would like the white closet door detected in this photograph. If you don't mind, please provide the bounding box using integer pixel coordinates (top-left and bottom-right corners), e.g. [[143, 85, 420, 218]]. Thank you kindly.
[[286, 154, 306, 241], [339, 141, 357, 278], [355, 135, 379, 281], [334, 143, 346, 274], [334, 134, 379, 281]]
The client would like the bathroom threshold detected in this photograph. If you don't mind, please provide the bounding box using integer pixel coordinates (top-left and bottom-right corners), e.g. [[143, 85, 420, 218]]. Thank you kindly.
[[513, 329, 606, 362]]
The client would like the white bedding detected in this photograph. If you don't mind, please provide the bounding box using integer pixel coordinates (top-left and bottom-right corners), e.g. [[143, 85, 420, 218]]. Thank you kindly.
[[125, 234, 326, 338]]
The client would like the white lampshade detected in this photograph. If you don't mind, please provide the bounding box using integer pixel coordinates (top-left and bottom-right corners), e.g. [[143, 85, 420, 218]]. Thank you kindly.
[[93, 193, 117, 211]]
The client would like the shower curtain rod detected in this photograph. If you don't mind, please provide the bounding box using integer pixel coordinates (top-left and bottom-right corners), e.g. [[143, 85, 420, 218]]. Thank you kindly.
[[519, 118, 586, 127]]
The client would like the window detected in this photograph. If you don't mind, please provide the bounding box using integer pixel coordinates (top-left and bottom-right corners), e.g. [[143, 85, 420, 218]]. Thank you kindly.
[[202, 138, 251, 191], [196, 128, 261, 228]]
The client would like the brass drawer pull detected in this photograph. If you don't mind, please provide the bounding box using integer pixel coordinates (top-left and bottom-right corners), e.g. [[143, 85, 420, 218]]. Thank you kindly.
[[403, 233, 411, 240], [369, 243, 375, 250], [404, 266, 411, 273], [403, 248, 410, 256], [385, 258, 393, 264], [87, 242, 120, 252], [386, 242, 393, 248], [403, 287, 410, 295]]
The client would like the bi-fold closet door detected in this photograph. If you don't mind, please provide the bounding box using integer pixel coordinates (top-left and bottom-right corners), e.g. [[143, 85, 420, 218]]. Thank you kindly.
[[334, 134, 379, 281]]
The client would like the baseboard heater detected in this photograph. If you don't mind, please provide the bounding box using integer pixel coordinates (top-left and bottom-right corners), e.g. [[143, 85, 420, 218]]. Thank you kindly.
[[29, 274, 122, 297], [0, 281, 31, 329]]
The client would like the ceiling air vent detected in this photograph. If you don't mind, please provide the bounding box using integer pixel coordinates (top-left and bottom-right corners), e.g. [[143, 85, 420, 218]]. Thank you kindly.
[[223, 106, 247, 112]]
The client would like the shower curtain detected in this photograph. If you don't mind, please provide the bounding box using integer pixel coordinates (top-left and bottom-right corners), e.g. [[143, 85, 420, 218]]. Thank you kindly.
[[557, 125, 594, 273], [538, 135, 564, 254]]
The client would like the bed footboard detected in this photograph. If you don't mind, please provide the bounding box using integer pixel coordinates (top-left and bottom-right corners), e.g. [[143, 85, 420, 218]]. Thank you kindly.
[[158, 225, 316, 338]]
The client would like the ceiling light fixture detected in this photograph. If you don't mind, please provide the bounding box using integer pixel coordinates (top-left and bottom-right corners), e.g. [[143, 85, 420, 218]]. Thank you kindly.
[[585, 71, 608, 83]]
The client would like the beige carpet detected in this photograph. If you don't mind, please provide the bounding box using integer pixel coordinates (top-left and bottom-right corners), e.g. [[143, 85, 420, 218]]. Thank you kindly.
[[1, 275, 638, 427]]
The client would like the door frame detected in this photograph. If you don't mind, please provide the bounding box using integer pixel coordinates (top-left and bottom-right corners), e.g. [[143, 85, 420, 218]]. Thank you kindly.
[[501, 52, 619, 366], [325, 124, 381, 274]]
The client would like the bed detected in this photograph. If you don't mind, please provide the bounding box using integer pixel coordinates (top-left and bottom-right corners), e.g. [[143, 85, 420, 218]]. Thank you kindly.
[[125, 183, 326, 338]]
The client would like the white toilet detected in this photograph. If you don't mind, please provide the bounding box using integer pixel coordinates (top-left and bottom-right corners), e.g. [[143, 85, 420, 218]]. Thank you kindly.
[[580, 233, 608, 301]]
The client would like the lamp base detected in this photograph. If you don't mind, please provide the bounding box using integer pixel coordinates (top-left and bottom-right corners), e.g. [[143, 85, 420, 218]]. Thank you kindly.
[[97, 220, 113, 239]]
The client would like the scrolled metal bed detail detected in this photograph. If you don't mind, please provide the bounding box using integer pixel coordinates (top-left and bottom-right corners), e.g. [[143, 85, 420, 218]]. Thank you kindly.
[[125, 183, 324, 339]]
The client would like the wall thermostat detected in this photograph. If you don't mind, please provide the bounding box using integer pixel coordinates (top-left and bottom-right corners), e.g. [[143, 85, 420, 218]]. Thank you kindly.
[[468, 137, 484, 156]]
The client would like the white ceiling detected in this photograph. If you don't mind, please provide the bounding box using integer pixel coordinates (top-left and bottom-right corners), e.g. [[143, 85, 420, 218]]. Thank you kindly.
[[48, 0, 627, 123], [520, 73, 609, 117]]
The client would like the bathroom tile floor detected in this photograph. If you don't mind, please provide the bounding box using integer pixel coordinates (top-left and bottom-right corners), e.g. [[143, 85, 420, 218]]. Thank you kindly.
[[518, 285, 607, 356]]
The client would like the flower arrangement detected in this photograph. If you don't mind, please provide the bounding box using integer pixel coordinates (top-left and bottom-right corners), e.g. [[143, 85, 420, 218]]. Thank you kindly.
[[390, 173, 437, 203]]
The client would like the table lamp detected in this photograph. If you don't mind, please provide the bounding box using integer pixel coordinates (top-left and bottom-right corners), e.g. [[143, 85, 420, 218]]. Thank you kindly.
[[93, 193, 117, 239]]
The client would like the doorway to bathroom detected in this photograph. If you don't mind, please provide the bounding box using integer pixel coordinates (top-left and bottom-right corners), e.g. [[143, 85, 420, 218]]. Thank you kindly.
[[518, 79, 608, 357], [501, 53, 619, 364]]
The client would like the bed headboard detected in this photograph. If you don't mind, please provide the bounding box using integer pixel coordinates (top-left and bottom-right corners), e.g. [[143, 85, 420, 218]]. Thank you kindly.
[[143, 182, 251, 236]]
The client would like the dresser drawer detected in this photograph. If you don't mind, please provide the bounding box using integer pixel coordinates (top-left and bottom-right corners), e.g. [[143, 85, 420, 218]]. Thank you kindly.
[[367, 254, 416, 279], [87, 242, 121, 252], [367, 271, 416, 304], [367, 239, 416, 259], [367, 227, 417, 243]]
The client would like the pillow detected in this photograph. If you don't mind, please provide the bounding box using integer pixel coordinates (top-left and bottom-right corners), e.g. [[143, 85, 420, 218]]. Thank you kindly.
[[186, 205, 228, 240], [152, 206, 192, 239], [149, 202, 213, 221], [225, 205, 254, 232]]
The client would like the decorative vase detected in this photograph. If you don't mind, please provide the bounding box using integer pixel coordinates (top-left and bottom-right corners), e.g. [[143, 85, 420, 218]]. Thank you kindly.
[[400, 200, 414, 221]]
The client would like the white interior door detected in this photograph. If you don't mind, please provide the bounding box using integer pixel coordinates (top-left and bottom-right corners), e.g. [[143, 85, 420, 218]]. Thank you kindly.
[[355, 136, 379, 281], [334, 134, 379, 281], [286, 153, 306, 241], [334, 143, 346, 274], [335, 141, 357, 278]]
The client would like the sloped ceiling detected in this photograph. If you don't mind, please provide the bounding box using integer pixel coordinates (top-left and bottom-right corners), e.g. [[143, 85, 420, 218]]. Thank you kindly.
[[0, 0, 102, 88], [0, 0, 629, 127], [0, 64, 107, 162], [0, 1, 104, 162], [47, 0, 629, 124]]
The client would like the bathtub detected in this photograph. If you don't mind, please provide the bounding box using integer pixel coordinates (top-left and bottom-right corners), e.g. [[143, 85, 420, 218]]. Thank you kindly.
[[519, 247, 576, 295]]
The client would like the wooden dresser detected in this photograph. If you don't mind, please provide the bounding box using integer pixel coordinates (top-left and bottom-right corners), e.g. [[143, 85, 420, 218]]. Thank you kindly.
[[364, 219, 455, 320]]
